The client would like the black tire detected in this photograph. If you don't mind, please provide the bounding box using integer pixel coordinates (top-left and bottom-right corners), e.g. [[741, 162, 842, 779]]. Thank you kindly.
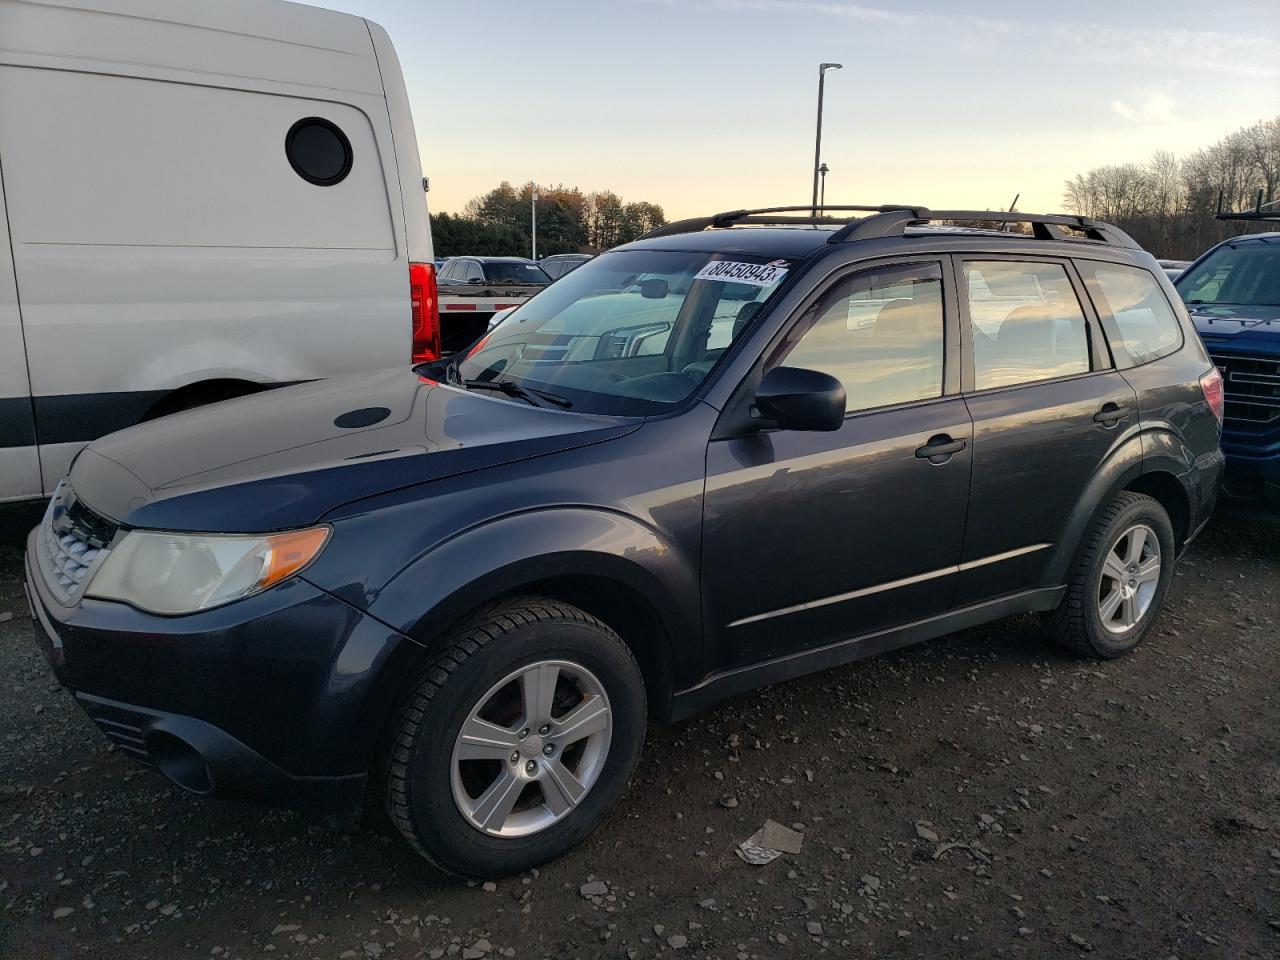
[[1048, 491, 1176, 659], [384, 598, 646, 878]]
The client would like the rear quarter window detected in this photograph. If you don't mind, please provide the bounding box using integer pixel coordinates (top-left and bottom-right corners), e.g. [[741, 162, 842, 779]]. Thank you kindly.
[[1077, 262, 1183, 367]]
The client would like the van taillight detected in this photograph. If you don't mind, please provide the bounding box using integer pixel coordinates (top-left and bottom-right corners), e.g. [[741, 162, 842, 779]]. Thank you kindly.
[[1200, 367, 1224, 426], [409, 262, 440, 363]]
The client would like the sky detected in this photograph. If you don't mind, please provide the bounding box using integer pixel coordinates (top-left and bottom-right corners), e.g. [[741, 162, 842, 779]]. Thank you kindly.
[[312, 0, 1279, 220]]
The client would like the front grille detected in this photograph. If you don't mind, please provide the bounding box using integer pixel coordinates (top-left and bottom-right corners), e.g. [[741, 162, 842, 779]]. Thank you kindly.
[[34, 483, 118, 605], [1208, 352, 1280, 434]]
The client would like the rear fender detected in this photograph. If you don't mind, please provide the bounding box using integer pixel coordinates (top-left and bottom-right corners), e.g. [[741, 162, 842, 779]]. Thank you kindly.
[[1042, 435, 1145, 585], [1132, 425, 1210, 547]]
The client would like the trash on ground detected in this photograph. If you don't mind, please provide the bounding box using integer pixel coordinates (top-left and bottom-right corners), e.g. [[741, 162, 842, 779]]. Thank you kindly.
[[736, 819, 803, 864]]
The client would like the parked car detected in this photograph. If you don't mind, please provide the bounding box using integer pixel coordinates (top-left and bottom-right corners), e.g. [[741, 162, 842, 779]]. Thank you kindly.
[[1157, 259, 1192, 281], [436, 257, 553, 353], [1175, 230, 1280, 498], [540, 253, 594, 280], [0, 0, 437, 505], [26, 204, 1223, 878], [439, 257, 552, 286]]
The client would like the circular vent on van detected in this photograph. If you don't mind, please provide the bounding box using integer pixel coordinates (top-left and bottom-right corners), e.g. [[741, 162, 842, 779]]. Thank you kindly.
[[285, 117, 352, 186]]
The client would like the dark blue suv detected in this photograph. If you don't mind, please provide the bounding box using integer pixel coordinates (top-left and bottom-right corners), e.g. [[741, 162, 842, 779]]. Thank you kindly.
[[1175, 230, 1280, 497], [24, 205, 1224, 877]]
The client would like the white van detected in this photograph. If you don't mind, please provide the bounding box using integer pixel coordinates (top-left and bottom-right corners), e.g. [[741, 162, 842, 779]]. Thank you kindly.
[[0, 0, 438, 502]]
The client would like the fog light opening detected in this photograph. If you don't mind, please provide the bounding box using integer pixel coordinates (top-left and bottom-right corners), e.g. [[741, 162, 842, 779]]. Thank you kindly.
[[148, 731, 214, 795]]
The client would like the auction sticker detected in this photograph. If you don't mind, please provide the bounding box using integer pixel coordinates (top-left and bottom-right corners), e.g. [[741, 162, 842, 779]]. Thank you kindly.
[[694, 260, 789, 287]]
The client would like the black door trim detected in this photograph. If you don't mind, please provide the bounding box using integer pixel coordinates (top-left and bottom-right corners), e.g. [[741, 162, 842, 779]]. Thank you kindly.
[[672, 584, 1067, 720], [726, 542, 1051, 629], [0, 396, 37, 448]]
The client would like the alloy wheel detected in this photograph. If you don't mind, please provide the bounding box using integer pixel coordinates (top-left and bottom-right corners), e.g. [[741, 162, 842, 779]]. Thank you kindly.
[[450, 659, 612, 837], [1097, 522, 1162, 634]]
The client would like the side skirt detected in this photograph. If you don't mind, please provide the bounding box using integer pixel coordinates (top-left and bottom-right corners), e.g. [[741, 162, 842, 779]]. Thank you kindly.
[[668, 586, 1067, 722]]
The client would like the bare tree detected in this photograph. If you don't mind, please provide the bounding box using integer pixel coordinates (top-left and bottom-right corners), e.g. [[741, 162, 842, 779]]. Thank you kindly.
[[1063, 115, 1279, 258], [1243, 118, 1280, 205]]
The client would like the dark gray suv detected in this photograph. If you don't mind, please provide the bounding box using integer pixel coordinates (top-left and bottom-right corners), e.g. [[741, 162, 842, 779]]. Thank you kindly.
[[25, 205, 1224, 878]]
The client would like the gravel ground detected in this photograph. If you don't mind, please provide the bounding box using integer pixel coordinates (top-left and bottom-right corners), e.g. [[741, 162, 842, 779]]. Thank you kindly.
[[0, 499, 1277, 960]]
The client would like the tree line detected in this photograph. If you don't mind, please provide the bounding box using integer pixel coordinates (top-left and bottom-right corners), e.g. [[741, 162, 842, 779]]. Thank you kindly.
[[1062, 116, 1279, 260], [430, 182, 667, 258]]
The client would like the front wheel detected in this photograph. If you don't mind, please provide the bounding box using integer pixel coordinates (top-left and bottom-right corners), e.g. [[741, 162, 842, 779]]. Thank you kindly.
[[383, 599, 647, 877], [1048, 491, 1176, 659]]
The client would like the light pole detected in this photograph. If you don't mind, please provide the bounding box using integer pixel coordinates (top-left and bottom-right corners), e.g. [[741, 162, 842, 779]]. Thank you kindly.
[[531, 183, 538, 260], [811, 62, 841, 215], [818, 162, 829, 208]]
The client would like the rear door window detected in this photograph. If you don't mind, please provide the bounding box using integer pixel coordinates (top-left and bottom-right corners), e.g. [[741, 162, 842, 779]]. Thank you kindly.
[[962, 261, 1091, 390], [1078, 262, 1183, 366]]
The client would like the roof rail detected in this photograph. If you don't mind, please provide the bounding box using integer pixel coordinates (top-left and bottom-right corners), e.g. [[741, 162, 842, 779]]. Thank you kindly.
[[635, 204, 1139, 248], [635, 204, 927, 240], [828, 209, 1140, 248], [1215, 188, 1280, 224]]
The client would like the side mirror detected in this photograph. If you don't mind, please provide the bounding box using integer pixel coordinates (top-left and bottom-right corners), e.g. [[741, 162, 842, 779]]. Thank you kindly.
[[754, 367, 846, 432]]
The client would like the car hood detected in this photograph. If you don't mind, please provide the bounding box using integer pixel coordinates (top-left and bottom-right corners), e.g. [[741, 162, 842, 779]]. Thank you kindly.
[[1190, 303, 1280, 349], [69, 368, 638, 532]]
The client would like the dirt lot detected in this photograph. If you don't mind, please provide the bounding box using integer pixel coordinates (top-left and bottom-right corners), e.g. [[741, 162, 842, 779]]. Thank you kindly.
[[0, 500, 1276, 960]]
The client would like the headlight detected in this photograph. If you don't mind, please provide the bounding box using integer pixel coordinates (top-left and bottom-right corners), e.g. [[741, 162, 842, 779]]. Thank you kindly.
[[86, 527, 330, 615]]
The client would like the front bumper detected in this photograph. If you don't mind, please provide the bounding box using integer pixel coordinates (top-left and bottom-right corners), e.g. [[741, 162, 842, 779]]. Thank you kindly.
[[24, 528, 422, 809], [1219, 439, 1280, 493], [69, 692, 365, 807]]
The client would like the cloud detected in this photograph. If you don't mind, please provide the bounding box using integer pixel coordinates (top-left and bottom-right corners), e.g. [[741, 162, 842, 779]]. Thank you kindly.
[[1111, 94, 1178, 126], [667, 0, 1278, 80], [704, 0, 1014, 35]]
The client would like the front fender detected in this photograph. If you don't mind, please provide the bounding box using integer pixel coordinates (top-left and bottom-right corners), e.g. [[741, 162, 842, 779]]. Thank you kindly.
[[365, 507, 703, 690]]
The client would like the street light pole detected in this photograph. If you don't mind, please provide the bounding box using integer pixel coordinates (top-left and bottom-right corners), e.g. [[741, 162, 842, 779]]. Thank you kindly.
[[811, 62, 842, 215], [819, 162, 829, 208], [531, 183, 538, 260]]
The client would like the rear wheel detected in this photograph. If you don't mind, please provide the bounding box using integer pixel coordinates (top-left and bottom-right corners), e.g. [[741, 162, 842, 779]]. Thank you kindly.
[[384, 599, 646, 877], [1048, 492, 1176, 658]]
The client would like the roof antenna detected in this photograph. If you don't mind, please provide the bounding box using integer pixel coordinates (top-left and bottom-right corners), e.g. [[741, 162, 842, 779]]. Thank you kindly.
[[1003, 193, 1020, 232]]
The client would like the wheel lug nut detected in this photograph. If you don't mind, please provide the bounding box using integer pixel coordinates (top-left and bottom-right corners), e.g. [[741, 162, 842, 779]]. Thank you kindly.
[[518, 729, 529, 740], [525, 760, 538, 775], [538, 724, 551, 735], [542, 744, 554, 756], [510, 751, 520, 764]]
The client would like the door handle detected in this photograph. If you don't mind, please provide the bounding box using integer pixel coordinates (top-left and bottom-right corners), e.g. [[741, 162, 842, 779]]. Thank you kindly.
[[915, 434, 967, 461], [1093, 402, 1128, 426]]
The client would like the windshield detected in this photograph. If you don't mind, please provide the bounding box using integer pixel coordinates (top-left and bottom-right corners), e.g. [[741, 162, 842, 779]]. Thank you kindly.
[[451, 249, 795, 415], [484, 261, 552, 284], [1177, 241, 1280, 308]]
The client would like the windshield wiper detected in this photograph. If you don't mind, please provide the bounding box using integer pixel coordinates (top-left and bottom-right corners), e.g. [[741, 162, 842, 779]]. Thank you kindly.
[[463, 378, 572, 409]]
